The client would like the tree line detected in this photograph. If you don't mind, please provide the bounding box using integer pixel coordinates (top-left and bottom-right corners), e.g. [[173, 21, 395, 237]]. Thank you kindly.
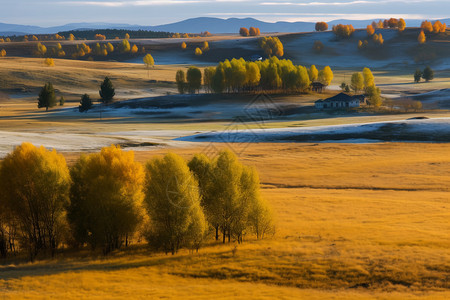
[[0, 144, 274, 260], [239, 27, 261, 37], [176, 57, 334, 94], [58, 29, 173, 40]]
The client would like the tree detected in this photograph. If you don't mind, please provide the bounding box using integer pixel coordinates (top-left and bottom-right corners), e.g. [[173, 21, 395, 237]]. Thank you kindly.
[[68, 145, 144, 254], [0, 49, 5, 57], [315, 22, 328, 31], [195, 47, 202, 56], [202, 41, 209, 51], [313, 40, 324, 53], [308, 65, 318, 82], [35, 42, 47, 57], [144, 153, 206, 254], [366, 25, 375, 36], [398, 18, 406, 32], [414, 69, 422, 83], [119, 39, 131, 53], [366, 85, 382, 107], [125, 33, 130, 39], [175, 70, 186, 94], [203, 67, 216, 93], [350, 72, 364, 93], [318, 66, 333, 86], [95, 34, 106, 40], [332, 24, 355, 38], [68, 33, 75, 41], [38, 82, 56, 111], [259, 36, 284, 57], [79, 94, 93, 112], [0, 143, 70, 260], [131, 44, 138, 54], [239, 27, 249, 37], [249, 27, 260, 36], [181, 42, 187, 49], [418, 30, 426, 44], [59, 96, 65, 106], [106, 42, 114, 53], [373, 33, 384, 46], [362, 67, 375, 87], [422, 66, 434, 82], [340, 82, 350, 93], [44, 58, 55, 67], [99, 76, 115, 104], [143, 53, 155, 78], [421, 21, 433, 33], [186, 66, 202, 93]]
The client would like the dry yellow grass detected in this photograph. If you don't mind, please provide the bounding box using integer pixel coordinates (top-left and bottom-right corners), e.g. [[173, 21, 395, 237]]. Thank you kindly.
[[1, 143, 449, 299]]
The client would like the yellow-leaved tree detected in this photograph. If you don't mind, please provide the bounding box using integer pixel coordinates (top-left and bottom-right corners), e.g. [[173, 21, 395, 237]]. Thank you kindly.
[[318, 66, 333, 86], [68, 145, 144, 254], [0, 143, 71, 260], [143, 53, 155, 78], [418, 30, 426, 44]]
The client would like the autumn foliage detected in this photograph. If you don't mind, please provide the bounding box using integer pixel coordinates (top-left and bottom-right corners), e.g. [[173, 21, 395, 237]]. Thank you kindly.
[[259, 36, 284, 57], [315, 22, 328, 31], [332, 24, 355, 38]]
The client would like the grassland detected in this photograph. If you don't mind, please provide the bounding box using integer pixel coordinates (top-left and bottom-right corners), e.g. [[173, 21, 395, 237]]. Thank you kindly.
[[1, 143, 449, 299]]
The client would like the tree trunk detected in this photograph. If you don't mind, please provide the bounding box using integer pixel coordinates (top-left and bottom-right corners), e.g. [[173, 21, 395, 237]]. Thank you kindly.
[[215, 226, 219, 241]]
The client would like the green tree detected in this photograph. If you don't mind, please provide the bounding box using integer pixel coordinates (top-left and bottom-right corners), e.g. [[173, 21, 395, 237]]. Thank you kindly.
[[119, 39, 131, 53], [144, 153, 206, 254], [68, 145, 144, 254], [99, 76, 115, 104], [186, 66, 202, 93], [0, 143, 70, 260], [79, 94, 93, 112], [414, 69, 422, 83], [175, 70, 186, 94], [203, 67, 216, 93], [350, 72, 364, 93], [246, 62, 261, 90], [143, 53, 155, 78], [59, 96, 65, 106], [38, 82, 56, 111], [422, 66, 434, 82]]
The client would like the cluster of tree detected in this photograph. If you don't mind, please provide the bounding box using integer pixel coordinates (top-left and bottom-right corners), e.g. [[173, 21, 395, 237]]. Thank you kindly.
[[259, 36, 284, 57], [239, 27, 261, 36], [44, 58, 55, 67], [0, 144, 273, 259], [171, 33, 190, 38], [358, 33, 384, 50], [421, 20, 447, 33], [59, 29, 173, 40], [332, 24, 355, 38], [177, 58, 333, 94], [194, 41, 209, 56], [371, 18, 406, 31], [72, 43, 92, 58], [94, 34, 107, 40], [34, 42, 47, 57], [315, 22, 328, 32], [343, 68, 382, 107], [414, 66, 434, 83], [0, 38, 12, 43]]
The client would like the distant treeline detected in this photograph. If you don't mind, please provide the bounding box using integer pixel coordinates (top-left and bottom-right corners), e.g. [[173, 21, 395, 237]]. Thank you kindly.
[[58, 29, 174, 40]]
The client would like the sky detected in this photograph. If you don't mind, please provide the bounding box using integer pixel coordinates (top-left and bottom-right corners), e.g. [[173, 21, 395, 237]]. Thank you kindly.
[[2, 0, 449, 27]]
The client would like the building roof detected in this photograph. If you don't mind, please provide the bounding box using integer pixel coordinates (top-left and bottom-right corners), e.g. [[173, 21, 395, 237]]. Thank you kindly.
[[315, 93, 365, 103]]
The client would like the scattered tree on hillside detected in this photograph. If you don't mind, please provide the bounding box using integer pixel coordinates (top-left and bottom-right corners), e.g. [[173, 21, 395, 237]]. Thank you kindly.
[[422, 66, 434, 82], [144, 153, 206, 254], [181, 42, 187, 49], [79, 94, 93, 112], [249, 27, 261, 36], [432, 20, 447, 33], [0, 49, 6, 57], [195, 47, 203, 56], [99, 77, 115, 104], [0, 143, 70, 260], [143, 53, 155, 78], [366, 25, 375, 36], [125, 33, 130, 39], [202, 41, 209, 51], [398, 18, 406, 32], [414, 69, 423, 83], [175, 70, 186, 94], [421, 21, 433, 33], [68, 33, 75, 41], [68, 145, 144, 254], [313, 40, 324, 53], [332, 24, 355, 38], [38, 82, 56, 111], [35, 42, 47, 57], [315, 22, 328, 31], [373, 33, 384, 46], [239, 27, 249, 37], [259, 36, 284, 57], [187, 66, 202, 93], [418, 30, 426, 44], [131, 44, 138, 54], [350, 72, 364, 93]]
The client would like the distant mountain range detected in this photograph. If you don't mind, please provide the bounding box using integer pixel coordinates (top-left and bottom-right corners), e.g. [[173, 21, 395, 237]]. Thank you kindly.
[[1, 17, 449, 36]]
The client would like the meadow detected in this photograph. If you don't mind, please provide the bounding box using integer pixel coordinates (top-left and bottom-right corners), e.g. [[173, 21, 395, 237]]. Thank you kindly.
[[1, 143, 449, 299]]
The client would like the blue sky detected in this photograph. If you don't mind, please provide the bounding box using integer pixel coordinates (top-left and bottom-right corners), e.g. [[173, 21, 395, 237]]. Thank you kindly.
[[3, 0, 449, 26]]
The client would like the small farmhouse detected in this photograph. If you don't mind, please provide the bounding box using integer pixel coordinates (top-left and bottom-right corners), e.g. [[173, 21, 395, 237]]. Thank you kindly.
[[315, 93, 366, 109]]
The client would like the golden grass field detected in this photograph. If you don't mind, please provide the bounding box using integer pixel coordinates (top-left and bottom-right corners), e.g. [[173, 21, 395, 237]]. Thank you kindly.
[[0, 56, 449, 298], [1, 143, 449, 299]]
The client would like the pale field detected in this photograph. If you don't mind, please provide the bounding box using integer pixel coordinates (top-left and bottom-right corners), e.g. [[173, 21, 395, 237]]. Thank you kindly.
[[1, 143, 449, 299]]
